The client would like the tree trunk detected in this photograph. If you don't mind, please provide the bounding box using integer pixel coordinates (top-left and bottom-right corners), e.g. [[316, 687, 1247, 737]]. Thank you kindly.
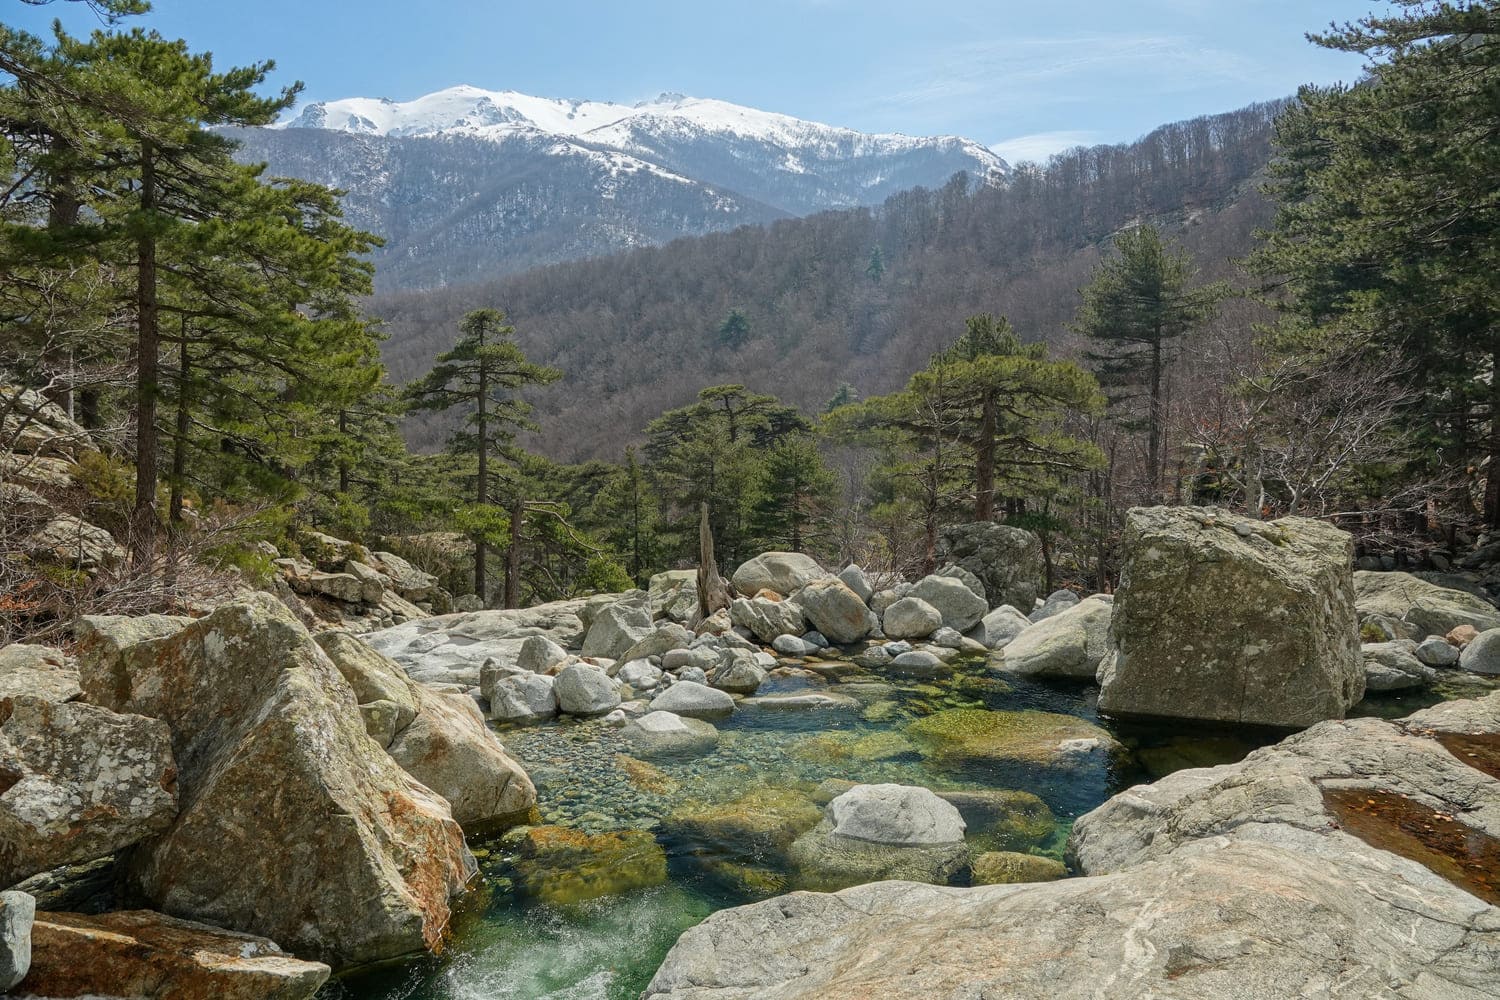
[[1487, 345, 1500, 527], [696, 502, 731, 624], [131, 141, 159, 568], [474, 354, 489, 603], [337, 409, 350, 495], [503, 497, 523, 610], [1148, 335, 1163, 496], [974, 389, 997, 521], [169, 334, 188, 526]]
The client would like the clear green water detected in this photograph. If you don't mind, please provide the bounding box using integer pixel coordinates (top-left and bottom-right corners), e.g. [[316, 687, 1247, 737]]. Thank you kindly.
[[320, 655, 1295, 1000]]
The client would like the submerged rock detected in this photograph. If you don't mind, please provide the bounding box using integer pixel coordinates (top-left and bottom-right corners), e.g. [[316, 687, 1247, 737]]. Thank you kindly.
[[623, 711, 721, 758], [662, 787, 822, 891], [906, 708, 1120, 773], [1099, 506, 1362, 727], [23, 909, 329, 999], [510, 826, 667, 905], [970, 851, 1066, 885]]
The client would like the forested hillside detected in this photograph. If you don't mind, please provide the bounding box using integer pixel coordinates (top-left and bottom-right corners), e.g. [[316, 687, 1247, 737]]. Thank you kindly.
[[374, 101, 1285, 462]]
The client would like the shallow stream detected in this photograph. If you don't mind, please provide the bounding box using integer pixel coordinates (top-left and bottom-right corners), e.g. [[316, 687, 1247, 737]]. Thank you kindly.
[[320, 653, 1396, 1000]]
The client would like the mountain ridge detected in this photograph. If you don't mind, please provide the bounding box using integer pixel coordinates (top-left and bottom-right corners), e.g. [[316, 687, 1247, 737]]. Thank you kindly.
[[233, 86, 1008, 289]]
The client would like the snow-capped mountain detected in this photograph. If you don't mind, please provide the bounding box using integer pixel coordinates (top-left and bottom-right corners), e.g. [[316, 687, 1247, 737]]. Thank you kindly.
[[234, 86, 1007, 290]]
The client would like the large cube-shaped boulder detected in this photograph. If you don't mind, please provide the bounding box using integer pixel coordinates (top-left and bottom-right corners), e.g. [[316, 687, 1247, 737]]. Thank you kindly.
[[1098, 507, 1362, 727]]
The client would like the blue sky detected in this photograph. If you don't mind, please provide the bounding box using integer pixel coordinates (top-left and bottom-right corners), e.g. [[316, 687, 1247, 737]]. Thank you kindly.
[[13, 0, 1378, 163]]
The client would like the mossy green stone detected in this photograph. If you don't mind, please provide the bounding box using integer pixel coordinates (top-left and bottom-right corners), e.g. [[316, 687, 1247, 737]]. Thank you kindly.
[[905, 708, 1118, 771]]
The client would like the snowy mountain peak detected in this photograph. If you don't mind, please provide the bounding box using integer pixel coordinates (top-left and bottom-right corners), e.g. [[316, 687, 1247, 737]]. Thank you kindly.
[[275, 85, 1007, 176]]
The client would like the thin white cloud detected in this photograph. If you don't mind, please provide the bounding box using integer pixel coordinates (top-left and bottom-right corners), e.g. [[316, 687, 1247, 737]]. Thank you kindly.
[[990, 130, 1103, 165], [858, 33, 1264, 125]]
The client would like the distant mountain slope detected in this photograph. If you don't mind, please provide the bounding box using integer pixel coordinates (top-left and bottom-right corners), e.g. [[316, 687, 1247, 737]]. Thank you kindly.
[[231, 86, 1007, 289], [369, 101, 1288, 463]]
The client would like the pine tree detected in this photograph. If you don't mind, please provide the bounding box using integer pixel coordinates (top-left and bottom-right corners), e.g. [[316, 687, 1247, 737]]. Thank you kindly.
[[751, 434, 839, 554], [1073, 224, 1224, 492], [406, 308, 560, 602], [1250, 1, 1500, 523], [716, 309, 750, 349], [592, 446, 662, 585], [865, 245, 885, 283]]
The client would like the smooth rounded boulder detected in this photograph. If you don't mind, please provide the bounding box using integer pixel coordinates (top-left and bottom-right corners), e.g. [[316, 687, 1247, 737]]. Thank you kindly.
[[731, 552, 829, 598], [908, 575, 987, 633], [999, 597, 1112, 678], [796, 578, 873, 644], [553, 662, 622, 716], [882, 597, 943, 640], [1098, 507, 1363, 727], [649, 680, 736, 719]]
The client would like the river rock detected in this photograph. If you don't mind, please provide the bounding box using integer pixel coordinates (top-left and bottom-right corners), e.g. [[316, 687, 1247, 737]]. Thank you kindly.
[[650, 680, 736, 719], [1028, 589, 1080, 622], [581, 599, 654, 660], [483, 667, 559, 723], [935, 521, 1044, 612], [887, 649, 948, 678], [795, 578, 873, 644], [1070, 693, 1500, 877], [23, 909, 329, 999], [906, 708, 1122, 777], [0, 696, 177, 887], [649, 570, 699, 622], [837, 564, 874, 603], [620, 622, 696, 664], [907, 575, 987, 632], [827, 784, 965, 845], [517, 634, 570, 673], [1098, 506, 1362, 727], [0, 891, 33, 991], [644, 831, 1500, 1000], [0, 645, 81, 704], [970, 604, 1031, 649], [663, 647, 718, 673], [1354, 570, 1500, 636], [788, 785, 969, 890], [553, 662, 622, 716], [510, 826, 667, 905], [386, 686, 536, 831], [729, 596, 807, 643], [743, 692, 861, 711], [364, 600, 587, 686], [881, 597, 943, 640], [708, 649, 767, 695], [1361, 640, 1437, 691], [1415, 636, 1461, 667], [369, 550, 439, 601], [772, 634, 819, 657], [731, 552, 829, 598], [619, 658, 664, 692], [623, 711, 720, 758], [1460, 628, 1500, 674], [74, 595, 477, 968], [998, 596, 1112, 678], [970, 851, 1067, 885]]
